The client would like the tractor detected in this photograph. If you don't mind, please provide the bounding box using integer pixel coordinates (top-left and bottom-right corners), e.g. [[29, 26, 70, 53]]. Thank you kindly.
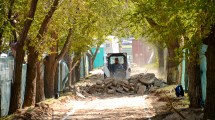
[[104, 53, 131, 80]]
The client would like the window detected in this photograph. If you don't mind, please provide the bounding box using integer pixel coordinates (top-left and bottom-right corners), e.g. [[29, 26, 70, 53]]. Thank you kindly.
[[110, 56, 124, 64]]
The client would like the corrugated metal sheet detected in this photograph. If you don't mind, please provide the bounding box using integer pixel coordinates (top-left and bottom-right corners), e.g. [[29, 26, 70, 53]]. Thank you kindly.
[[92, 47, 104, 69], [0, 57, 13, 116], [58, 60, 69, 92], [80, 55, 89, 78]]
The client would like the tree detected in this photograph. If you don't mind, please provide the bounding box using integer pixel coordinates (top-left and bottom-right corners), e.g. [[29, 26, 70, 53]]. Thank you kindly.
[[36, 61, 45, 103], [87, 43, 101, 71], [204, 25, 215, 119], [45, 28, 73, 98], [23, 0, 60, 107], [122, 0, 199, 108], [9, 0, 38, 113], [126, 0, 183, 84], [66, 0, 125, 75], [155, 43, 165, 74]]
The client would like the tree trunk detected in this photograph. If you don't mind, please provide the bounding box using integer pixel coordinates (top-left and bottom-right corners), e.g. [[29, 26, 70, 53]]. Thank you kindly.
[[23, 45, 38, 107], [44, 28, 73, 98], [71, 60, 76, 85], [157, 46, 164, 74], [87, 46, 100, 71], [188, 58, 201, 108], [44, 52, 57, 98], [36, 61, 45, 103], [64, 52, 72, 88], [44, 42, 57, 98], [9, 0, 38, 113], [75, 61, 81, 82], [166, 40, 179, 85], [82, 55, 86, 78], [204, 25, 215, 119], [92, 46, 100, 64], [44, 57, 58, 98], [68, 56, 74, 88], [87, 52, 93, 71], [89, 58, 93, 71], [53, 61, 59, 97], [9, 46, 25, 113], [0, 33, 2, 53]]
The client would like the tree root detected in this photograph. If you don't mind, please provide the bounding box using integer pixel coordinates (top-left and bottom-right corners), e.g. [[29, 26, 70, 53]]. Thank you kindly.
[[164, 93, 186, 119]]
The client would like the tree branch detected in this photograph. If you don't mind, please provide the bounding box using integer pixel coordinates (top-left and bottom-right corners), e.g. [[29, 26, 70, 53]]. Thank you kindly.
[[86, 51, 92, 57], [56, 28, 73, 62], [9, 0, 17, 42], [37, 0, 60, 40], [164, 93, 186, 119], [92, 45, 100, 62], [145, 17, 158, 28], [19, 0, 39, 46], [69, 60, 79, 73], [89, 50, 93, 56]]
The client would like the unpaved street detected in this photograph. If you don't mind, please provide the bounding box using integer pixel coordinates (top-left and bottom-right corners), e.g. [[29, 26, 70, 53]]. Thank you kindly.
[[55, 94, 166, 120], [53, 68, 167, 120], [12, 68, 202, 120]]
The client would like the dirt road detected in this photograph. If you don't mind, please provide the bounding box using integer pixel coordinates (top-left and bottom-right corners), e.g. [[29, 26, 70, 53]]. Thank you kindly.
[[56, 94, 166, 120]]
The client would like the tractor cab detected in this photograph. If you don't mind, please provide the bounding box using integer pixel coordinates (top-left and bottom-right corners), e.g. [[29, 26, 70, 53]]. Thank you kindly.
[[104, 53, 131, 80]]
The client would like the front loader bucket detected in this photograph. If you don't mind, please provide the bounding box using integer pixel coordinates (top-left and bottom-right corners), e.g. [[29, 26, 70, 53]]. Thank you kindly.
[[112, 70, 126, 80]]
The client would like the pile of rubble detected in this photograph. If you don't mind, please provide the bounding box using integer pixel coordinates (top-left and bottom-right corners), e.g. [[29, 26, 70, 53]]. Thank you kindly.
[[76, 73, 167, 95]]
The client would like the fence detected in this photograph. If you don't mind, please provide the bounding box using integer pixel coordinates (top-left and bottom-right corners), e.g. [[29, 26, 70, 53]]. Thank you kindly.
[[92, 47, 104, 69], [0, 57, 14, 116], [180, 44, 208, 105], [58, 60, 69, 92], [0, 57, 69, 116]]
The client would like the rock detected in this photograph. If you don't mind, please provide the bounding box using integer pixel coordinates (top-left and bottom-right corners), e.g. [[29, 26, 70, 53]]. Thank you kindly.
[[122, 86, 130, 92], [76, 72, 165, 96], [129, 79, 139, 84], [76, 92, 86, 99], [148, 86, 158, 92], [113, 80, 118, 86], [136, 73, 145, 79], [129, 74, 141, 83], [130, 74, 140, 79], [106, 82, 113, 88], [137, 85, 147, 94], [154, 78, 167, 87], [104, 79, 114, 85], [76, 86, 81, 93], [121, 80, 129, 85], [88, 87, 96, 94], [116, 87, 126, 94], [107, 89, 115, 94], [96, 80, 103, 85], [139, 78, 155, 85]]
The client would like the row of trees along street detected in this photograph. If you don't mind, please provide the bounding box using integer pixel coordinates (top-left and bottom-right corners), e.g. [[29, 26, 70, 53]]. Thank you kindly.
[[0, 0, 125, 114], [0, 0, 215, 119]]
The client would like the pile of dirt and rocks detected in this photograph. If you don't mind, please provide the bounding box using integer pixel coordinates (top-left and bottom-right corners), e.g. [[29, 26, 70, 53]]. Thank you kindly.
[[76, 73, 167, 95], [13, 95, 75, 120]]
